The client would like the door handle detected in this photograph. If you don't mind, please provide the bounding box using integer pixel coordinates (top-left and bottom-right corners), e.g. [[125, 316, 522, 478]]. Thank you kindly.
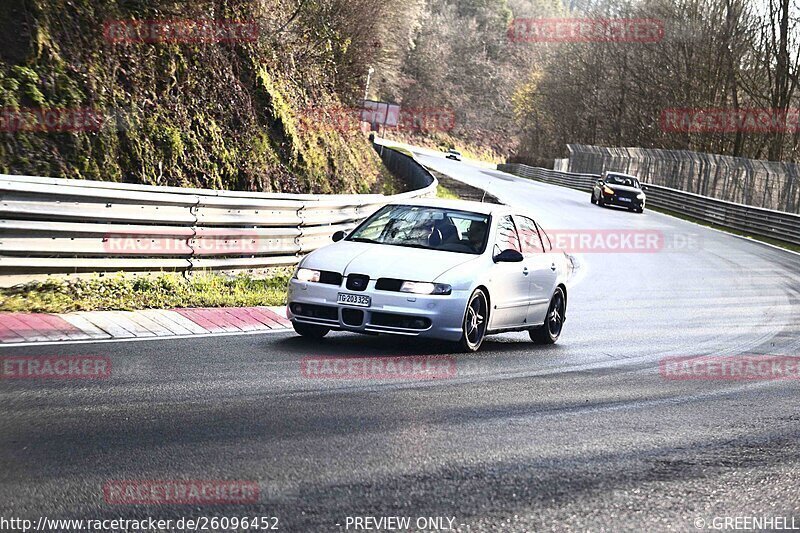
[[550, 263, 556, 271], [523, 267, 529, 276]]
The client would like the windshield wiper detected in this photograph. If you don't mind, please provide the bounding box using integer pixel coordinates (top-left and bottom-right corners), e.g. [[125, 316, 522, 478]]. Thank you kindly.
[[350, 237, 379, 244]]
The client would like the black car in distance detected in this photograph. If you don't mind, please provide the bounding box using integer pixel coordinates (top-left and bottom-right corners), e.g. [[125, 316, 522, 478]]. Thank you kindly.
[[591, 172, 647, 213]]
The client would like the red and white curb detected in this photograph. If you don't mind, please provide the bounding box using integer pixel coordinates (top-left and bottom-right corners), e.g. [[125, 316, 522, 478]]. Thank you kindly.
[[0, 306, 291, 345]]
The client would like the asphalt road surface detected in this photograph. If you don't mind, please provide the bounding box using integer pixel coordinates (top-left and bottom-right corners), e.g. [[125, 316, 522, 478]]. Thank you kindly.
[[2, 150, 799, 532]]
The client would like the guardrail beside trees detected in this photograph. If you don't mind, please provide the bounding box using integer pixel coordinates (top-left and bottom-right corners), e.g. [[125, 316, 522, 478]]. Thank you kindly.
[[497, 163, 800, 248], [0, 146, 437, 287]]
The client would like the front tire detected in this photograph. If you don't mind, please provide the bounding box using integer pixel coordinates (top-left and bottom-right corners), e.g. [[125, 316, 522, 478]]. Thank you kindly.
[[530, 287, 566, 345], [459, 289, 489, 352], [293, 322, 330, 339], [591, 193, 597, 204]]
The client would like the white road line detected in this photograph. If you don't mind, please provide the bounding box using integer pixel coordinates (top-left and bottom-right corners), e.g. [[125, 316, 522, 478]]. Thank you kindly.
[[105, 311, 158, 337], [139, 309, 194, 335], [58, 313, 112, 339], [122, 311, 174, 336], [153, 309, 209, 334], [74, 311, 135, 338]]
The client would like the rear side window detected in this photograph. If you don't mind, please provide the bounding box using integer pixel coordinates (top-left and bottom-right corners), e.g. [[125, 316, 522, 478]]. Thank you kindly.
[[495, 215, 521, 253], [536, 222, 552, 251], [515, 216, 545, 254]]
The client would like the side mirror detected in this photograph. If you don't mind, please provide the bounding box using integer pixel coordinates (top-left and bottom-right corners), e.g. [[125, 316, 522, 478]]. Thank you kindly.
[[332, 230, 347, 242], [494, 249, 524, 263], [641, 185, 648, 191]]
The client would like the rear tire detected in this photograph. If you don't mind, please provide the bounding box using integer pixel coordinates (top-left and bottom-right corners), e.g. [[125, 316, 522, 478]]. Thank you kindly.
[[458, 289, 489, 352], [530, 287, 566, 345], [293, 322, 330, 339]]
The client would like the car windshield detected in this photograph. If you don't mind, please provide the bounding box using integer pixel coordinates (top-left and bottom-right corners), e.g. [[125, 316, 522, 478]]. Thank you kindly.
[[347, 205, 490, 254], [606, 175, 639, 188]]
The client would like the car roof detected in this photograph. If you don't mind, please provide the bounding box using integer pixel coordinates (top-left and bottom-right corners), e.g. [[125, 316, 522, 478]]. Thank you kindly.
[[388, 197, 511, 216]]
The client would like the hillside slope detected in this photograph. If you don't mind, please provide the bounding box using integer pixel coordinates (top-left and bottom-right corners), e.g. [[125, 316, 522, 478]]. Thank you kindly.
[[0, 0, 387, 194]]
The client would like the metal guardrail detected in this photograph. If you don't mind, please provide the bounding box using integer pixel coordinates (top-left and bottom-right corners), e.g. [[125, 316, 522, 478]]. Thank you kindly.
[[498, 163, 800, 247], [566, 144, 800, 213], [0, 147, 437, 286]]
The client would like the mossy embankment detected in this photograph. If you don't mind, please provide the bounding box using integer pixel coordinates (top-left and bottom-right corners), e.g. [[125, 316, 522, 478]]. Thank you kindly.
[[0, 0, 390, 194]]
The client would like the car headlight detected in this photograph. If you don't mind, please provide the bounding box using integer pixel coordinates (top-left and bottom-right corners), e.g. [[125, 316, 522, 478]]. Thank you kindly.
[[637, 193, 645, 200], [296, 268, 321, 283], [603, 186, 615, 195], [399, 281, 452, 295]]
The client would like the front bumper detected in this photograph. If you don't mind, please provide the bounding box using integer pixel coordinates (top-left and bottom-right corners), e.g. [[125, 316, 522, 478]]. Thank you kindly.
[[287, 279, 468, 342], [604, 195, 644, 209]]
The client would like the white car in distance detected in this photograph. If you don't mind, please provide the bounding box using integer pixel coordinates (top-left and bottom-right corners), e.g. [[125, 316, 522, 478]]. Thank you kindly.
[[287, 199, 570, 351]]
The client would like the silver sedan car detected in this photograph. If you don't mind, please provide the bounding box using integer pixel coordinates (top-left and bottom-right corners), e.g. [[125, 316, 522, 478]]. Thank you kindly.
[[286, 198, 571, 351]]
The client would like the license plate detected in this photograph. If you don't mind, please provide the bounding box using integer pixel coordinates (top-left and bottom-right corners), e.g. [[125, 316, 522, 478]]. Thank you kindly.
[[618, 197, 632, 202], [338, 293, 371, 307]]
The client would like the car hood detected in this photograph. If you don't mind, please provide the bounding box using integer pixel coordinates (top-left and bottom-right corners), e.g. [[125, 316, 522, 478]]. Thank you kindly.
[[607, 184, 642, 194], [303, 241, 479, 281]]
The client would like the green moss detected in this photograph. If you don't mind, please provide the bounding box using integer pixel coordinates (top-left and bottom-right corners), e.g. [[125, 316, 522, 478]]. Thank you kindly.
[[436, 183, 460, 200], [0, 1, 387, 195]]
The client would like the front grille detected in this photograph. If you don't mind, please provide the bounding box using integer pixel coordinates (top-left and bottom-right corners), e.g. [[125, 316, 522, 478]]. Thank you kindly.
[[371, 312, 431, 330], [290, 303, 338, 321], [346, 274, 370, 292], [375, 278, 404, 291], [341, 308, 364, 326], [614, 190, 638, 200]]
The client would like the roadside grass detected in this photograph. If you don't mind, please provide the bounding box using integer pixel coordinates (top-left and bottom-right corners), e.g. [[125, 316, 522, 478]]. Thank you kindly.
[[436, 183, 460, 200], [381, 143, 457, 199], [382, 144, 415, 158], [0, 270, 293, 313]]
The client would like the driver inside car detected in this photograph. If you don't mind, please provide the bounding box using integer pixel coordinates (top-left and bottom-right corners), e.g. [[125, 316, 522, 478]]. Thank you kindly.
[[465, 220, 488, 252]]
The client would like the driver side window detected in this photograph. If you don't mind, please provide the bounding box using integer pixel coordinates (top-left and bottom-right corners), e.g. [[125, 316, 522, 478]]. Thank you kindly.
[[495, 215, 521, 253]]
